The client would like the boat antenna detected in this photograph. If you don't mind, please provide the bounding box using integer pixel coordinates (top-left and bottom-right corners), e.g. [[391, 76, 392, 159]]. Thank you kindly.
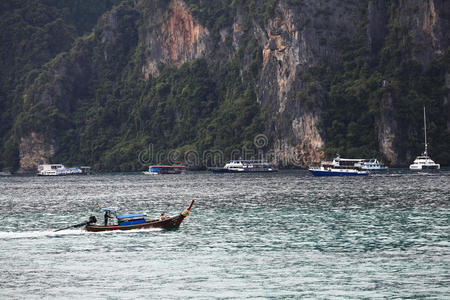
[[423, 106, 428, 156]]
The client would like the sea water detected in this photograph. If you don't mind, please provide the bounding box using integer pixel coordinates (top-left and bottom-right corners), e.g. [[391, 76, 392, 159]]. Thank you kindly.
[[0, 170, 449, 299]]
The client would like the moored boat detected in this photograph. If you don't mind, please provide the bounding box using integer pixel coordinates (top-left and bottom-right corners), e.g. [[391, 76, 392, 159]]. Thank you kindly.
[[84, 200, 194, 232], [331, 156, 387, 171], [143, 165, 185, 175], [38, 164, 91, 176], [409, 155, 440, 170], [409, 107, 440, 170], [354, 159, 388, 171], [210, 160, 277, 173], [38, 164, 69, 176], [309, 157, 369, 177]]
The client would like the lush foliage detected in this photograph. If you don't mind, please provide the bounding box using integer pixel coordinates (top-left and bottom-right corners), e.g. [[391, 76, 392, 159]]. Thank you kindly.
[[0, 0, 449, 171], [303, 2, 450, 164], [0, 0, 119, 171], [3, 1, 265, 171]]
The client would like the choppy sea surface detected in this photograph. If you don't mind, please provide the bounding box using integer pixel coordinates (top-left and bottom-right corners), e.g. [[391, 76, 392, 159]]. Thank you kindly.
[[0, 169, 449, 299]]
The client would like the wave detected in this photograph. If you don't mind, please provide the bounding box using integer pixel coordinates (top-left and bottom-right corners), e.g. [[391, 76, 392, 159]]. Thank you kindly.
[[0, 229, 87, 239], [0, 227, 163, 239]]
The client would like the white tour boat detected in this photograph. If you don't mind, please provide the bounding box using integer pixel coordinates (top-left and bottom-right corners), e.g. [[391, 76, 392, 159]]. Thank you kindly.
[[309, 156, 369, 177], [354, 158, 388, 171], [327, 155, 388, 171], [38, 164, 84, 176], [211, 160, 277, 173]]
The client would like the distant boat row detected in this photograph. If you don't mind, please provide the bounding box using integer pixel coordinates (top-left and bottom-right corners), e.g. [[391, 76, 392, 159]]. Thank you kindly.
[[309, 107, 440, 176], [140, 160, 277, 175], [3, 108, 440, 177], [141, 108, 439, 177], [142, 157, 386, 177]]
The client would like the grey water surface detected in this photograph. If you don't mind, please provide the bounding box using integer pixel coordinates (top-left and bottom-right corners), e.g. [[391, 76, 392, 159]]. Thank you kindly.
[[0, 170, 449, 299]]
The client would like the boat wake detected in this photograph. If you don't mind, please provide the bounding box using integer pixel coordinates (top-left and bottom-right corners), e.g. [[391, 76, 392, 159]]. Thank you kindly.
[[0, 226, 165, 240], [415, 171, 438, 176], [0, 229, 87, 239]]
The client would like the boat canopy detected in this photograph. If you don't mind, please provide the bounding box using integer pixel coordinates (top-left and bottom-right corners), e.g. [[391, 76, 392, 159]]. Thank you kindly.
[[101, 208, 118, 214], [116, 213, 146, 219]]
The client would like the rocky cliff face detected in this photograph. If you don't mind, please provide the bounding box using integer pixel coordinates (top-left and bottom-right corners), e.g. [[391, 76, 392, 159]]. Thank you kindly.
[[368, 0, 449, 165], [446, 72, 450, 130], [141, 0, 210, 78], [254, 0, 366, 166], [258, 2, 325, 166], [16, 4, 139, 171], [13, 0, 450, 171], [410, 0, 449, 68], [19, 132, 55, 172], [141, 0, 366, 166], [377, 90, 399, 164]]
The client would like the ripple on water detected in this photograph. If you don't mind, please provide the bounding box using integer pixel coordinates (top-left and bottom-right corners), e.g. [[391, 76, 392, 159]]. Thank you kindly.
[[0, 170, 449, 298]]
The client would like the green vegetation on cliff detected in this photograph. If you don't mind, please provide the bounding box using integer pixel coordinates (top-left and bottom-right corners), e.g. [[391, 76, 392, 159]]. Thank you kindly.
[[3, 1, 265, 171], [303, 1, 450, 164], [0, 0, 120, 171], [0, 0, 449, 171]]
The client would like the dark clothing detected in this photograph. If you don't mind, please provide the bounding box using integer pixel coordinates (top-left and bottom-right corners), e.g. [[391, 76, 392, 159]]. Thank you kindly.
[[89, 216, 97, 224], [104, 212, 110, 226]]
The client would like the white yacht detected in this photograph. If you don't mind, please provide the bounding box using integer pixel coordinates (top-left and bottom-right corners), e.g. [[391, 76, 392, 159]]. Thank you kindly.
[[409, 107, 440, 170], [409, 155, 440, 170]]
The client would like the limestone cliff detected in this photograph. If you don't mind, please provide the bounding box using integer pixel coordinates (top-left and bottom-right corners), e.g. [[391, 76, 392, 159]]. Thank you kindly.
[[368, 0, 449, 165], [141, 0, 210, 78], [19, 132, 55, 172], [254, 0, 366, 166], [11, 0, 450, 171]]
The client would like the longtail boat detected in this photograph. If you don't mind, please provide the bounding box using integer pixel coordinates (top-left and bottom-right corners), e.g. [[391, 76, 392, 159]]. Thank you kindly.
[[55, 200, 194, 232], [86, 200, 194, 232]]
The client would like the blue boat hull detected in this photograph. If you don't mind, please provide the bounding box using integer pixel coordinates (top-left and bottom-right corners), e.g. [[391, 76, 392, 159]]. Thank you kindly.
[[309, 170, 369, 177]]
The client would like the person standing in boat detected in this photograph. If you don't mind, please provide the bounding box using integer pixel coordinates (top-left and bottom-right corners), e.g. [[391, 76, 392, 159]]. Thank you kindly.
[[104, 211, 112, 226]]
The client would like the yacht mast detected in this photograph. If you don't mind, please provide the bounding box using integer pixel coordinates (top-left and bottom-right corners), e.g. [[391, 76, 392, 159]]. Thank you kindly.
[[423, 106, 428, 156]]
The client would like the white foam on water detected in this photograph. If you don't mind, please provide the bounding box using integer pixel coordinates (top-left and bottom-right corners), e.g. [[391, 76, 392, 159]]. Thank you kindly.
[[0, 229, 87, 239], [0, 227, 163, 239]]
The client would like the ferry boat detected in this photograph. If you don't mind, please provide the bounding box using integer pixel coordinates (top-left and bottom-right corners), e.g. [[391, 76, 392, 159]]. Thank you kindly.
[[143, 165, 185, 175], [211, 160, 277, 173], [410, 107, 440, 170], [37, 164, 89, 176], [309, 157, 369, 176], [319, 155, 387, 171]]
